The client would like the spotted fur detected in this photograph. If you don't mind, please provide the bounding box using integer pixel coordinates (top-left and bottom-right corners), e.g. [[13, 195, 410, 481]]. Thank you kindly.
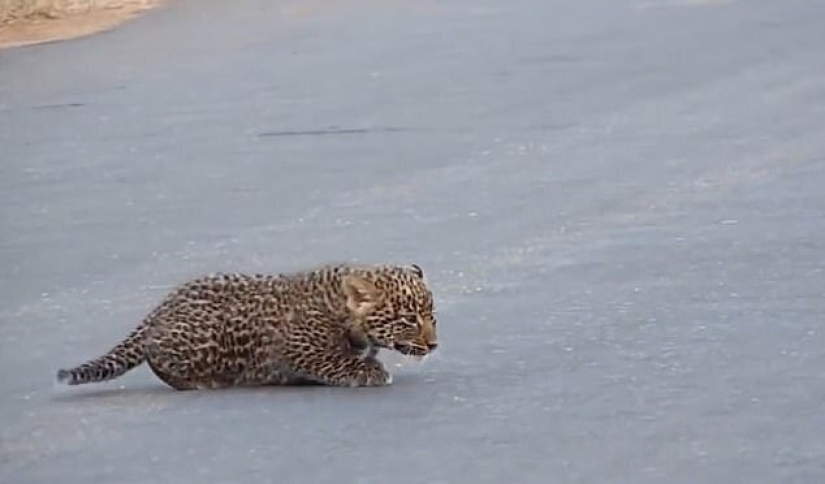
[[56, 263, 438, 390]]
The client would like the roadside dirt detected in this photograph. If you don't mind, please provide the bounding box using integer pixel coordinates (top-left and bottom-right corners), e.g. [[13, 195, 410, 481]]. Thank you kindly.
[[0, 0, 161, 49]]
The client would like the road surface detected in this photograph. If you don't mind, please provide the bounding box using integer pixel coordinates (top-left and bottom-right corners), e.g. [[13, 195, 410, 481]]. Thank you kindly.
[[2, 0, 825, 482]]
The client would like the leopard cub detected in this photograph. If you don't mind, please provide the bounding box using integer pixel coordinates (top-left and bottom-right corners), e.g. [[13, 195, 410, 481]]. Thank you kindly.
[[57, 263, 438, 390]]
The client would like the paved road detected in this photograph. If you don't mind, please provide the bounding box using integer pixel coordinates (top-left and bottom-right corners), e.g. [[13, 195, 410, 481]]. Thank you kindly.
[[2, 0, 825, 482]]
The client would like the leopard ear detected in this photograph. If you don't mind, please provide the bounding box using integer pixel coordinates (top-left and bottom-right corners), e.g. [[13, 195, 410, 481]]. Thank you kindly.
[[409, 264, 424, 279], [342, 274, 380, 316]]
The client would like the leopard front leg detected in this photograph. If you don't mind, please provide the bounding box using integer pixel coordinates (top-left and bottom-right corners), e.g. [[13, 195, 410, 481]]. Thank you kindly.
[[281, 320, 392, 387], [293, 347, 392, 387]]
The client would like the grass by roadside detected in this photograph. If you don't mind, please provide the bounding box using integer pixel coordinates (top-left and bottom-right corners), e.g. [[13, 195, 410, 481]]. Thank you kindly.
[[0, 0, 160, 48]]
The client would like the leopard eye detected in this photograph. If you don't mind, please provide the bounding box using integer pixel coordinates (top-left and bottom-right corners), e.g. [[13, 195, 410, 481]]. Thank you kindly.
[[401, 314, 419, 327]]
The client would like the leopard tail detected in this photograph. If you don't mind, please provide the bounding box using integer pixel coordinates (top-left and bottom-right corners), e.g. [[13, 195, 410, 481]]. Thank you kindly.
[[56, 318, 151, 386]]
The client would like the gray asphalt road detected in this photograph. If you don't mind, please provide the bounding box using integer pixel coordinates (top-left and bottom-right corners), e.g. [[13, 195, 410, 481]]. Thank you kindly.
[[2, 0, 825, 482]]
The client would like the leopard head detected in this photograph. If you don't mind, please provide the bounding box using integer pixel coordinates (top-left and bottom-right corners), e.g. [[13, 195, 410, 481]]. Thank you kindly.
[[342, 264, 438, 358]]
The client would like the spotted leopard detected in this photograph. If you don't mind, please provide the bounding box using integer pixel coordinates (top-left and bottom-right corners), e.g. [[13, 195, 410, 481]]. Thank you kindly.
[[56, 263, 438, 390]]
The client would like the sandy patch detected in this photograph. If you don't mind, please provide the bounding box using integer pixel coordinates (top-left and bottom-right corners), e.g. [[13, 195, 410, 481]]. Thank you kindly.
[[0, 0, 161, 49]]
